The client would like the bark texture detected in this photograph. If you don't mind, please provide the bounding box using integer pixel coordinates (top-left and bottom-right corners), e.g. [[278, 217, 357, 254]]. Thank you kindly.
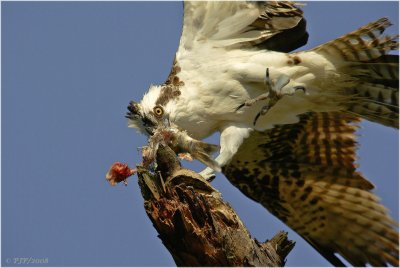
[[137, 144, 295, 266]]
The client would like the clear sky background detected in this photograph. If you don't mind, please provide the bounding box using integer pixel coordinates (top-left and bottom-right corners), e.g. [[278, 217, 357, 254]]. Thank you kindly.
[[2, 1, 399, 267]]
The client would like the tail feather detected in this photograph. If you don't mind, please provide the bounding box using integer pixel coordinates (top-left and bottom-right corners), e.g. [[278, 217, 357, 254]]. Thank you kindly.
[[351, 83, 398, 108], [346, 99, 398, 128], [313, 18, 399, 128], [313, 18, 398, 63], [350, 61, 398, 86]]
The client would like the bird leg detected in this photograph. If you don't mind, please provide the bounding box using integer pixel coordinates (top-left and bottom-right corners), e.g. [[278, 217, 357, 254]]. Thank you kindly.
[[236, 68, 306, 125], [199, 125, 252, 182]]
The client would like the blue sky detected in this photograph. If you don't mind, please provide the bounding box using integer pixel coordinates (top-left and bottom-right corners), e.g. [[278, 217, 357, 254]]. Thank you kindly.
[[2, 1, 398, 267]]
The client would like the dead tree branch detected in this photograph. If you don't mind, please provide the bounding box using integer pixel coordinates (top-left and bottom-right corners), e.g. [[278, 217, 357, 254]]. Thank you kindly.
[[136, 144, 295, 266]]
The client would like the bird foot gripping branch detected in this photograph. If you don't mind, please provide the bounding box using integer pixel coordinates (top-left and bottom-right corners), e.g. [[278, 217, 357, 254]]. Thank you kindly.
[[106, 125, 219, 186]]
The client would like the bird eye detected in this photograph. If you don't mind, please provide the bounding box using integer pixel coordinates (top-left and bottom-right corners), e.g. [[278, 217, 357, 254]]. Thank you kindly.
[[153, 106, 164, 117]]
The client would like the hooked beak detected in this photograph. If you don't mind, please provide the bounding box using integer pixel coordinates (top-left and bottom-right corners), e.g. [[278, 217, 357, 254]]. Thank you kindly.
[[126, 101, 157, 136]]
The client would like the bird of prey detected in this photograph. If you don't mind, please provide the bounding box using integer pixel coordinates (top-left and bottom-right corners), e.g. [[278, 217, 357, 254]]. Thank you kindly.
[[126, 1, 399, 266]]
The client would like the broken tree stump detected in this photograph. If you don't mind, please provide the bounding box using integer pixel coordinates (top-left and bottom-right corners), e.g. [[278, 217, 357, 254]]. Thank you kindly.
[[136, 144, 295, 266]]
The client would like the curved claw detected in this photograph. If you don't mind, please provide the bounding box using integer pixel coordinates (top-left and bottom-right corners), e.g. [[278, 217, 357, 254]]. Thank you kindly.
[[253, 105, 270, 126], [206, 174, 216, 182], [199, 167, 216, 182], [235, 103, 246, 112], [264, 68, 271, 86], [253, 112, 262, 126], [293, 85, 306, 93]]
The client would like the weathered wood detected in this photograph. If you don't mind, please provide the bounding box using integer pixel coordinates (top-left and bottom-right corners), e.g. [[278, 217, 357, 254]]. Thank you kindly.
[[136, 144, 295, 266]]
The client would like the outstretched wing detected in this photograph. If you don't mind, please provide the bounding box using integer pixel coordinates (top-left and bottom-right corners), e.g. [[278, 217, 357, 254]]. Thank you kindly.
[[165, 1, 308, 90], [179, 1, 308, 52], [222, 112, 399, 267]]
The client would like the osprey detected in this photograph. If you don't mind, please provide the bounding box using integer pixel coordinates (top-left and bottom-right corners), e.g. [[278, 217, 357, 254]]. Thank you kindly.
[[126, 2, 399, 266]]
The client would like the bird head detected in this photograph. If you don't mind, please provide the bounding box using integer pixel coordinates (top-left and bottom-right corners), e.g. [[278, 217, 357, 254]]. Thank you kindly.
[[126, 85, 178, 136]]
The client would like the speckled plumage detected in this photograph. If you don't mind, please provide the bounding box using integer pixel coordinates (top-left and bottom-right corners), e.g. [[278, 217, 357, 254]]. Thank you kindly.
[[223, 112, 398, 266]]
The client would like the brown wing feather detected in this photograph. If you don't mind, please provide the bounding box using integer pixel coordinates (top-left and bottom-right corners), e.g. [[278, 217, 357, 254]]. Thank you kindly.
[[248, 1, 308, 52], [179, 1, 307, 52], [223, 112, 399, 266]]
